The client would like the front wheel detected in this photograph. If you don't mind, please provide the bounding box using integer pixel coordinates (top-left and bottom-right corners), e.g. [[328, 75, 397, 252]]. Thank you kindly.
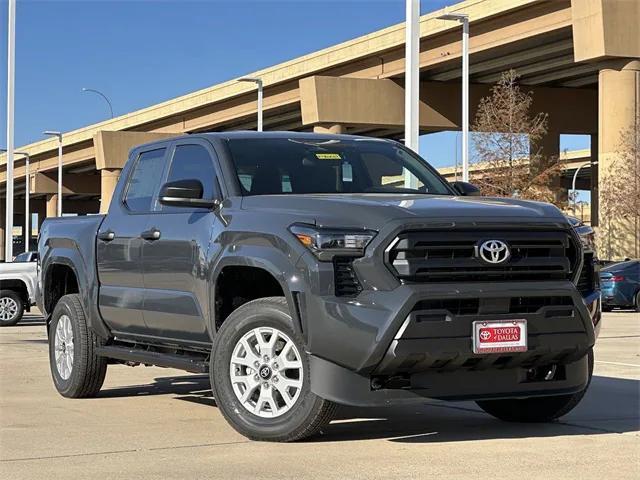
[[210, 297, 337, 442], [476, 349, 593, 422], [48, 294, 108, 398], [0, 290, 24, 326], [634, 291, 640, 312]]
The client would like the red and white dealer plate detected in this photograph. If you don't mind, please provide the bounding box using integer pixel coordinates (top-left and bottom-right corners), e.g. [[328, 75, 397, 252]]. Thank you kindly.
[[472, 320, 527, 354]]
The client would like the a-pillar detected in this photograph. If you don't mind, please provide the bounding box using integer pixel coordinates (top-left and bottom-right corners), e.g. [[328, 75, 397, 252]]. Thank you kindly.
[[598, 59, 640, 260], [46, 194, 59, 218], [313, 124, 345, 134], [100, 168, 121, 214]]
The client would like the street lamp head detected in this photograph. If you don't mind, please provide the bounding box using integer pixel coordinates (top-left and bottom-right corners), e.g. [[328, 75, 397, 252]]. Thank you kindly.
[[43, 130, 62, 140], [437, 13, 469, 22], [238, 77, 263, 86]]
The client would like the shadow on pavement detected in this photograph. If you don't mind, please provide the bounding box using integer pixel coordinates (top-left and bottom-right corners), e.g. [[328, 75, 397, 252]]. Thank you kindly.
[[99, 374, 214, 404], [97, 373, 638, 443]]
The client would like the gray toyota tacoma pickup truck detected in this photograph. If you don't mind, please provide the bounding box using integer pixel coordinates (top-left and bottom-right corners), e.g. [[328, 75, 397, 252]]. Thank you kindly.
[[38, 132, 601, 442]]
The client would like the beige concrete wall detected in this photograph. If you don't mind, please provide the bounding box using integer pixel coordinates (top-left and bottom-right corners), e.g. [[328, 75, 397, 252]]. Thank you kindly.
[[597, 59, 639, 259], [572, 0, 640, 61], [299, 76, 455, 130], [93, 131, 177, 170]]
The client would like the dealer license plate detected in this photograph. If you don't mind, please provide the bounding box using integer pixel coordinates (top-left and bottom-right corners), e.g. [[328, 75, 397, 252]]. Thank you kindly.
[[472, 320, 527, 354]]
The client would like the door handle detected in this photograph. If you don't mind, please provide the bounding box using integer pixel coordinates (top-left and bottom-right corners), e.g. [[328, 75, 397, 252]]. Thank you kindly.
[[97, 230, 115, 242], [141, 228, 161, 241]]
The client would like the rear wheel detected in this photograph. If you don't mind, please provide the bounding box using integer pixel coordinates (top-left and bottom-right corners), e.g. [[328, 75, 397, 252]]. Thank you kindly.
[[0, 290, 24, 326], [48, 294, 108, 398], [210, 297, 337, 442], [634, 291, 640, 312], [476, 349, 593, 422]]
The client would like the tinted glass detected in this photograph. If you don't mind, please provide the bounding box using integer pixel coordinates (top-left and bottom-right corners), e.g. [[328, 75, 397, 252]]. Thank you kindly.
[[226, 138, 453, 195], [165, 144, 218, 201], [14, 252, 31, 262], [124, 148, 166, 212]]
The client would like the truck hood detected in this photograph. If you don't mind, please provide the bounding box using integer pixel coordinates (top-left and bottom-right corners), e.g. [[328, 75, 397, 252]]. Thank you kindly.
[[241, 194, 567, 229]]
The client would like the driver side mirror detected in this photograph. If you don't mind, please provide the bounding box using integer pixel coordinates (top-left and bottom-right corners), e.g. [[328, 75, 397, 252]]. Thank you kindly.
[[159, 179, 218, 208], [451, 181, 481, 196]]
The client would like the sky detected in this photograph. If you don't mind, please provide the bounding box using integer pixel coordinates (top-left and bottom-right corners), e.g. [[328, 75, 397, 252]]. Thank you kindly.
[[0, 0, 589, 169]]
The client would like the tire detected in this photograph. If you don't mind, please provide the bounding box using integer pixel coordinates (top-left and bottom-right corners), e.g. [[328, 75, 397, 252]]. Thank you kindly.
[[476, 348, 594, 423], [602, 305, 613, 312], [634, 291, 640, 313], [210, 296, 337, 442], [48, 294, 108, 398], [0, 289, 24, 326]]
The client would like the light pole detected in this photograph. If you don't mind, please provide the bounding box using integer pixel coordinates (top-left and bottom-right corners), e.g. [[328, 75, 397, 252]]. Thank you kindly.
[[82, 87, 114, 118], [437, 12, 469, 182], [1, 149, 29, 252], [15, 152, 30, 251], [571, 161, 598, 215], [5, 0, 16, 261], [44, 131, 63, 216], [238, 77, 263, 132], [404, 0, 420, 189]]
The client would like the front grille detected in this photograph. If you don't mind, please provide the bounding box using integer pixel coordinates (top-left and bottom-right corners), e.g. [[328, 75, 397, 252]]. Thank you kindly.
[[412, 296, 573, 319], [576, 252, 596, 296], [333, 257, 362, 297], [386, 229, 579, 283]]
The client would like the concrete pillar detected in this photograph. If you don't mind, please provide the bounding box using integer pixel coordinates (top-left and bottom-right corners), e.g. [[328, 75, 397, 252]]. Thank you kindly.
[[313, 124, 344, 134], [598, 59, 640, 259], [100, 168, 121, 214], [531, 130, 566, 204], [46, 194, 58, 218]]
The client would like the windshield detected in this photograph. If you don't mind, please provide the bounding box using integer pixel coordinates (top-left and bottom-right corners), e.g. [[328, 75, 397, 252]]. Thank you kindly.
[[14, 252, 35, 262], [226, 138, 454, 196]]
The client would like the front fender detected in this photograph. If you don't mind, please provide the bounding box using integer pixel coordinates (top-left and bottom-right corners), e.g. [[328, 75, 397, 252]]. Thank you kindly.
[[209, 244, 305, 337]]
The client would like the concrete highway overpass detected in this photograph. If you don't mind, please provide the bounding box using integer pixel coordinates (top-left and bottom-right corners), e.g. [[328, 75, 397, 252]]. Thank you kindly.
[[1, 0, 639, 259]]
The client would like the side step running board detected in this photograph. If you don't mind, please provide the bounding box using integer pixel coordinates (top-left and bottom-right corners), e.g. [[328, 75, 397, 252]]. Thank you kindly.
[[96, 345, 209, 373]]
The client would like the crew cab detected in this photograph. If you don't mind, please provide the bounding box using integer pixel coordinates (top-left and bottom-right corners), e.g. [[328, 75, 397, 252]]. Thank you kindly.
[[38, 132, 600, 441]]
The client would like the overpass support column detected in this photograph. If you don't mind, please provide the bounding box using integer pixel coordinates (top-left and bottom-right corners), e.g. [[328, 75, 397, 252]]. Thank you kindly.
[[46, 194, 58, 218], [598, 59, 640, 259], [313, 124, 344, 134], [530, 130, 565, 203], [100, 168, 121, 214]]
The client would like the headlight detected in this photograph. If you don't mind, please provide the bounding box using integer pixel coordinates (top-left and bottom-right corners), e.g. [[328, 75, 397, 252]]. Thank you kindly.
[[289, 223, 377, 260]]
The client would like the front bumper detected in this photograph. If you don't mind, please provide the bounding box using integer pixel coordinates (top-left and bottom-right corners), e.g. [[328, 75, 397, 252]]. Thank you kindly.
[[300, 278, 600, 406]]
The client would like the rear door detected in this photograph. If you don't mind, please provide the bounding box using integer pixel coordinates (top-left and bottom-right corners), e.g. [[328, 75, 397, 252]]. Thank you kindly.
[[96, 146, 168, 335], [140, 138, 222, 345]]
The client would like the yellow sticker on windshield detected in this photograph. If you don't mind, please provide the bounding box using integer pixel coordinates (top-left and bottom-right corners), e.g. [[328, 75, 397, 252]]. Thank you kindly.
[[315, 152, 342, 160]]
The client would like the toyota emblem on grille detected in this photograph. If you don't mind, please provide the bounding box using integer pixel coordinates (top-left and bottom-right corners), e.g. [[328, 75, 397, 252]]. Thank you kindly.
[[477, 240, 510, 264]]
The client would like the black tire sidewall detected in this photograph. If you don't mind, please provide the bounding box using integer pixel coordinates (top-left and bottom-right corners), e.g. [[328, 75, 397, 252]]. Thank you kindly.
[[49, 297, 83, 396], [0, 290, 24, 326], [211, 299, 323, 440]]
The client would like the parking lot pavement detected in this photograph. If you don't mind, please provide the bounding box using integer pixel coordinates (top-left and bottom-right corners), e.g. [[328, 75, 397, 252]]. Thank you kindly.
[[0, 311, 638, 480]]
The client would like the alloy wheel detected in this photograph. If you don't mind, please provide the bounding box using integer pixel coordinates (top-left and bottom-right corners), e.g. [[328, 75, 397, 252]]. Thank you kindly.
[[229, 326, 303, 418], [54, 315, 75, 380], [0, 296, 19, 322]]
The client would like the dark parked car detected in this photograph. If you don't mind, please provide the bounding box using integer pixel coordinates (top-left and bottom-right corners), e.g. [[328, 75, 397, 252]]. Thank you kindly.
[[37, 132, 600, 442], [600, 260, 640, 311]]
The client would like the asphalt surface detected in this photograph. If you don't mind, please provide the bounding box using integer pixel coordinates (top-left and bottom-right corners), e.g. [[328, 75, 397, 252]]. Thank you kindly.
[[1, 310, 638, 479]]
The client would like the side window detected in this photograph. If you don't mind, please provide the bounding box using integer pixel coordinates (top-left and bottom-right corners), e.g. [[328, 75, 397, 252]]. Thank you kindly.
[[164, 144, 219, 204], [124, 148, 167, 212]]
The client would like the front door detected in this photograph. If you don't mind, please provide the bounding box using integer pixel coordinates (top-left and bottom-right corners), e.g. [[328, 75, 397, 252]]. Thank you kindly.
[[97, 146, 168, 336], [140, 140, 222, 345]]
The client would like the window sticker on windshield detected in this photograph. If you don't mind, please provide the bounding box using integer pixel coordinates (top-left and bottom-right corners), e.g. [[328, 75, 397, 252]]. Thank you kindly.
[[315, 152, 342, 160], [342, 162, 353, 182]]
